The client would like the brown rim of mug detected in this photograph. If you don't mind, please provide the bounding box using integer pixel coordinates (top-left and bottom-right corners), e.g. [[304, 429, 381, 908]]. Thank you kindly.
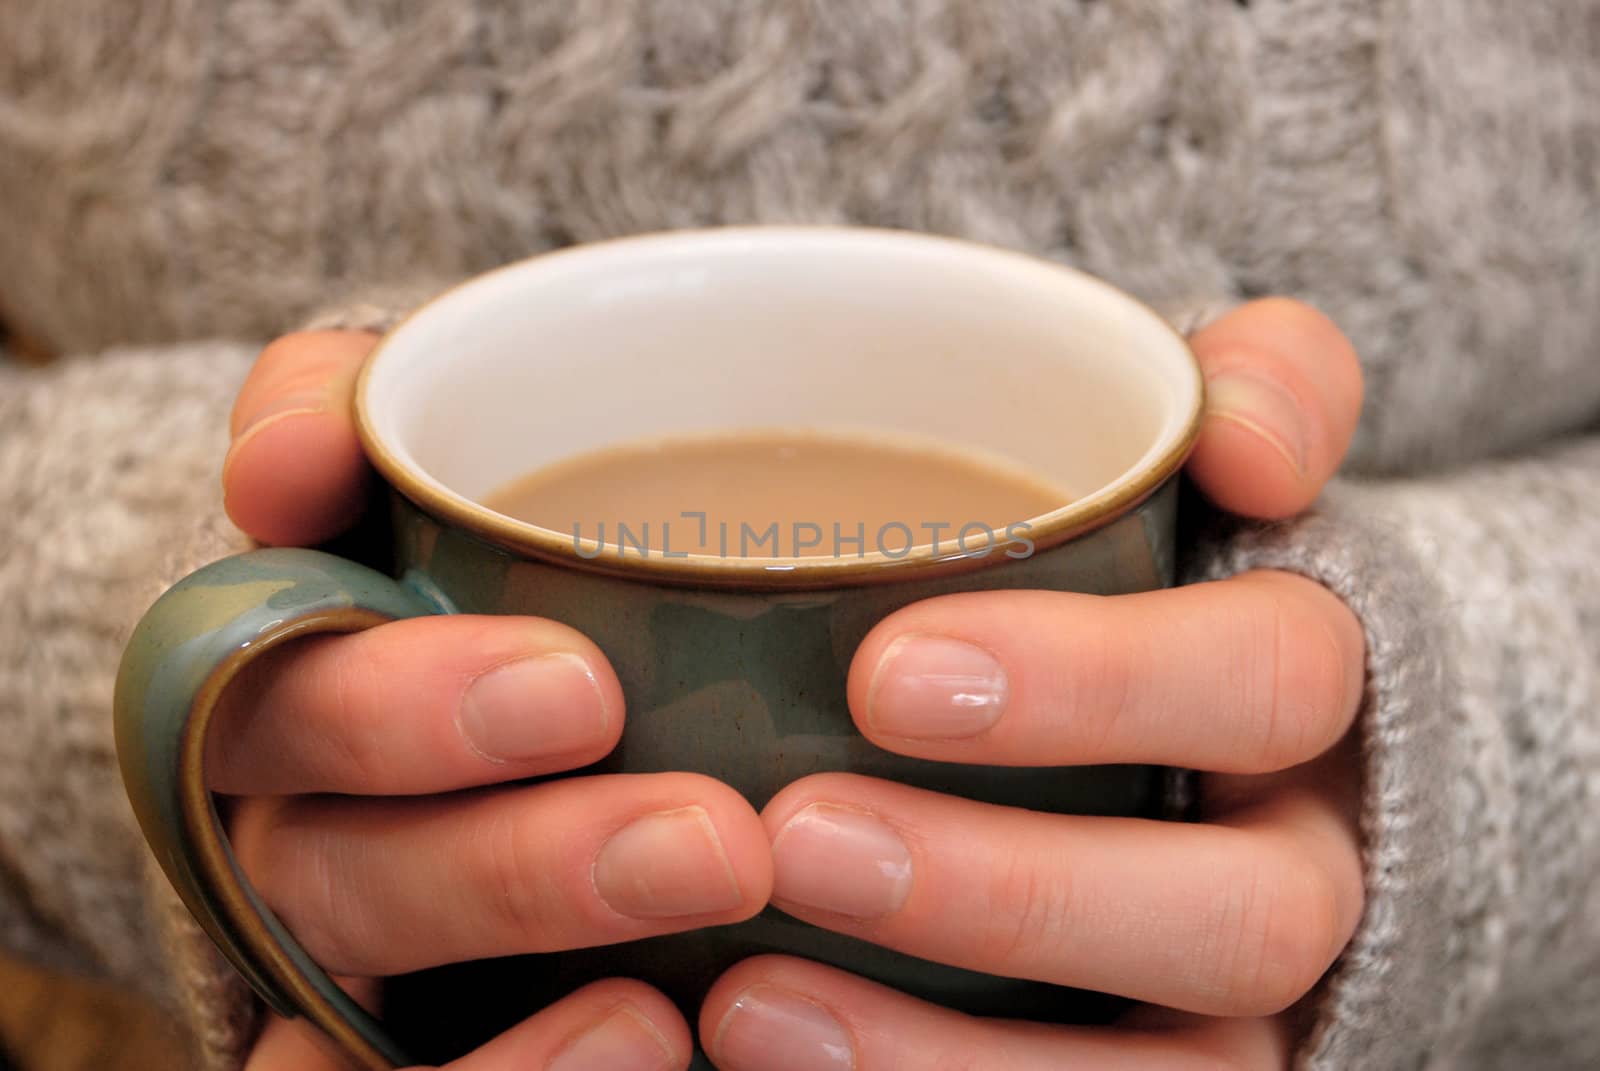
[[354, 227, 1205, 591]]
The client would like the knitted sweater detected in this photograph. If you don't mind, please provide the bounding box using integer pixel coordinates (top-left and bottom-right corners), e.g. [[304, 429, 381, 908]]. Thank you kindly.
[[1, 2, 1597, 1068]]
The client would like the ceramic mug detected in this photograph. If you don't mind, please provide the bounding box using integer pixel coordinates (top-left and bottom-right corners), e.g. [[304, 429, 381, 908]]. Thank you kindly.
[[115, 227, 1203, 1069]]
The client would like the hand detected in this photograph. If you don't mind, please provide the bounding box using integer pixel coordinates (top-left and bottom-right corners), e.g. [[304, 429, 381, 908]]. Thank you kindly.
[[222, 333, 768, 1070], [699, 299, 1367, 1069]]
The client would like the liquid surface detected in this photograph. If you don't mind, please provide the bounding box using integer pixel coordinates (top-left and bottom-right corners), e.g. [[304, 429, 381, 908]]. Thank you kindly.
[[481, 429, 1072, 559]]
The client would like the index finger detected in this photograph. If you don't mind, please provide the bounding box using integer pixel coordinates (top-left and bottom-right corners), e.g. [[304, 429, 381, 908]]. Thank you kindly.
[[223, 330, 378, 546], [846, 570, 1365, 775]]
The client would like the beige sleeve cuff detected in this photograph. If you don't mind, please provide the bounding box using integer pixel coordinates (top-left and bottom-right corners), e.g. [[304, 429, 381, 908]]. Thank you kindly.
[[1, 343, 262, 1068]]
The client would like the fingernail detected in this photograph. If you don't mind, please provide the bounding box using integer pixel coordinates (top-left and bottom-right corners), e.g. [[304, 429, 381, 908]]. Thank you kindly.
[[548, 1003, 675, 1071], [867, 634, 1008, 739], [221, 403, 325, 486], [1206, 369, 1308, 474], [459, 652, 610, 763], [594, 806, 743, 919], [772, 803, 911, 919], [235, 393, 328, 440], [714, 986, 855, 1071]]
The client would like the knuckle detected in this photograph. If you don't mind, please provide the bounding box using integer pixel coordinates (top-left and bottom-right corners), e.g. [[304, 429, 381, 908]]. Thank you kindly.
[[321, 641, 394, 789], [1239, 575, 1355, 770], [234, 799, 375, 973], [472, 807, 553, 948], [1227, 584, 1298, 771], [1066, 623, 1134, 755], [1200, 845, 1341, 1015], [983, 844, 1077, 977], [294, 852, 375, 972], [315, 640, 380, 771], [1267, 851, 1344, 1005]]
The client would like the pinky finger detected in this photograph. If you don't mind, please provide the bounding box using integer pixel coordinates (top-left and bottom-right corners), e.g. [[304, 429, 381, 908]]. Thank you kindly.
[[245, 1018, 358, 1071], [244, 978, 379, 1071], [245, 978, 689, 1071], [702, 956, 1290, 1071]]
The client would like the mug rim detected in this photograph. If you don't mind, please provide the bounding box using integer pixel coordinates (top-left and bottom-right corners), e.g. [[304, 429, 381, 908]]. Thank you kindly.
[[355, 226, 1204, 590]]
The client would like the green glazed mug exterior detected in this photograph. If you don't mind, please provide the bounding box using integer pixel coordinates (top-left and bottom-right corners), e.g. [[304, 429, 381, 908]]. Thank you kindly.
[[115, 227, 1203, 1069]]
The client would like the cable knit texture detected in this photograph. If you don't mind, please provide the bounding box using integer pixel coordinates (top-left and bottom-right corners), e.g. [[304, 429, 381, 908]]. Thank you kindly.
[[1, 2, 1598, 1069], [6, 1, 1599, 470]]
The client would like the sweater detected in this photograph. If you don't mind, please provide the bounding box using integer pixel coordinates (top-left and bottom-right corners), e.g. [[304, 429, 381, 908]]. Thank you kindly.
[[1, 2, 1597, 1068]]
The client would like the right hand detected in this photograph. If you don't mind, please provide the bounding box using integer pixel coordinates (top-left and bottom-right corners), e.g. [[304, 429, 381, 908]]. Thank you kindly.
[[220, 332, 770, 1070]]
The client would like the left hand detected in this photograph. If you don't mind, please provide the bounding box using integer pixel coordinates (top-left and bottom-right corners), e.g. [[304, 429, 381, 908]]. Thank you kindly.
[[700, 298, 1368, 1070]]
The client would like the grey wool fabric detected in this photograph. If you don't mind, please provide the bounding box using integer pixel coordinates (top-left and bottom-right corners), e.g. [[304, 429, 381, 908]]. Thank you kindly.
[[2, 2, 1598, 1068]]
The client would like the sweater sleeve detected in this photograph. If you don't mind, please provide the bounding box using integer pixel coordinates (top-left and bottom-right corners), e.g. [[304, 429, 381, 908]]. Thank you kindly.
[[0, 295, 434, 1068], [1184, 433, 1600, 1070], [0, 299, 424, 1068], [0, 341, 262, 1067]]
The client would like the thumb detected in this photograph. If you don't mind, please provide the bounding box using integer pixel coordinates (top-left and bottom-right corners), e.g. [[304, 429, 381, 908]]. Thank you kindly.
[[223, 330, 379, 546], [1184, 298, 1364, 519]]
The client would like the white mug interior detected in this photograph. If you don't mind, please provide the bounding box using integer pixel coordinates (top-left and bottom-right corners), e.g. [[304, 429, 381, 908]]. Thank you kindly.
[[360, 227, 1201, 569]]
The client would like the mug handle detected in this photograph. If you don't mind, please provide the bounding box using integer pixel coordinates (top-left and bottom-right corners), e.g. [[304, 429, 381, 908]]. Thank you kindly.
[[115, 547, 446, 1070]]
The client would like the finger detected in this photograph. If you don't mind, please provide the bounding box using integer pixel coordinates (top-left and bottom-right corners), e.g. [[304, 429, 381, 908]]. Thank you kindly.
[[224, 330, 378, 546], [847, 570, 1365, 773], [247, 979, 691, 1071], [1186, 298, 1363, 518], [702, 956, 1292, 1071], [760, 772, 1363, 1017], [1119, 1003, 1297, 1057], [207, 615, 625, 796], [442, 979, 690, 1071], [245, 976, 378, 1071], [246, 1016, 356, 1071], [1203, 721, 1365, 830], [231, 773, 772, 977]]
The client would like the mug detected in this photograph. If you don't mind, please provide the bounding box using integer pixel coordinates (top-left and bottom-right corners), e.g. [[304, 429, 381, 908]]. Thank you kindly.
[[116, 227, 1203, 1069]]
